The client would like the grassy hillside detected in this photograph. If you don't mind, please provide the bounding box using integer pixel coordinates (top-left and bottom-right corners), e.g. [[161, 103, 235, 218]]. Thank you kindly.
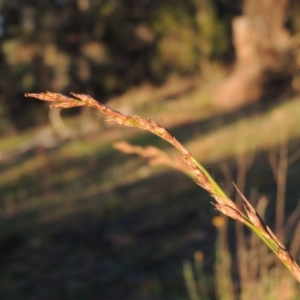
[[1, 77, 300, 299]]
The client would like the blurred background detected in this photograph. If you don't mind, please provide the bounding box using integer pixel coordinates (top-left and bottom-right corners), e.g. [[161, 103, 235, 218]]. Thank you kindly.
[[1, 0, 300, 299]]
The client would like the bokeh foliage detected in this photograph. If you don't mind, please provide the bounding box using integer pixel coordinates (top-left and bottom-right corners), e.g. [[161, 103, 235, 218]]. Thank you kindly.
[[0, 0, 233, 132], [1, 0, 300, 132]]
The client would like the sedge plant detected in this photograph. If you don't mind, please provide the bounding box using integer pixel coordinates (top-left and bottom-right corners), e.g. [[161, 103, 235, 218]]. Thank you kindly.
[[25, 91, 300, 283]]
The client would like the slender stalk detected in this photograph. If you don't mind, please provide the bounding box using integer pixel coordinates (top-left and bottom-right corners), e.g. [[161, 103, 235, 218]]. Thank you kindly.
[[235, 153, 253, 294], [25, 91, 300, 283]]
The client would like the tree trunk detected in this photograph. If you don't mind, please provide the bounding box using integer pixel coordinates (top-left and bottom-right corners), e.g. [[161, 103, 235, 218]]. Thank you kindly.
[[214, 0, 292, 109]]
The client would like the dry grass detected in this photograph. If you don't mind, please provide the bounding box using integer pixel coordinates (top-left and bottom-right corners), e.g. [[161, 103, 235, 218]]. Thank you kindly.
[[25, 91, 300, 285], [183, 145, 300, 300]]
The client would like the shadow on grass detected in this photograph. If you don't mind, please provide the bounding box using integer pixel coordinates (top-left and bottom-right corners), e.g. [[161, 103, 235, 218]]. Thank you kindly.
[[1, 99, 300, 299], [0, 167, 215, 300]]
